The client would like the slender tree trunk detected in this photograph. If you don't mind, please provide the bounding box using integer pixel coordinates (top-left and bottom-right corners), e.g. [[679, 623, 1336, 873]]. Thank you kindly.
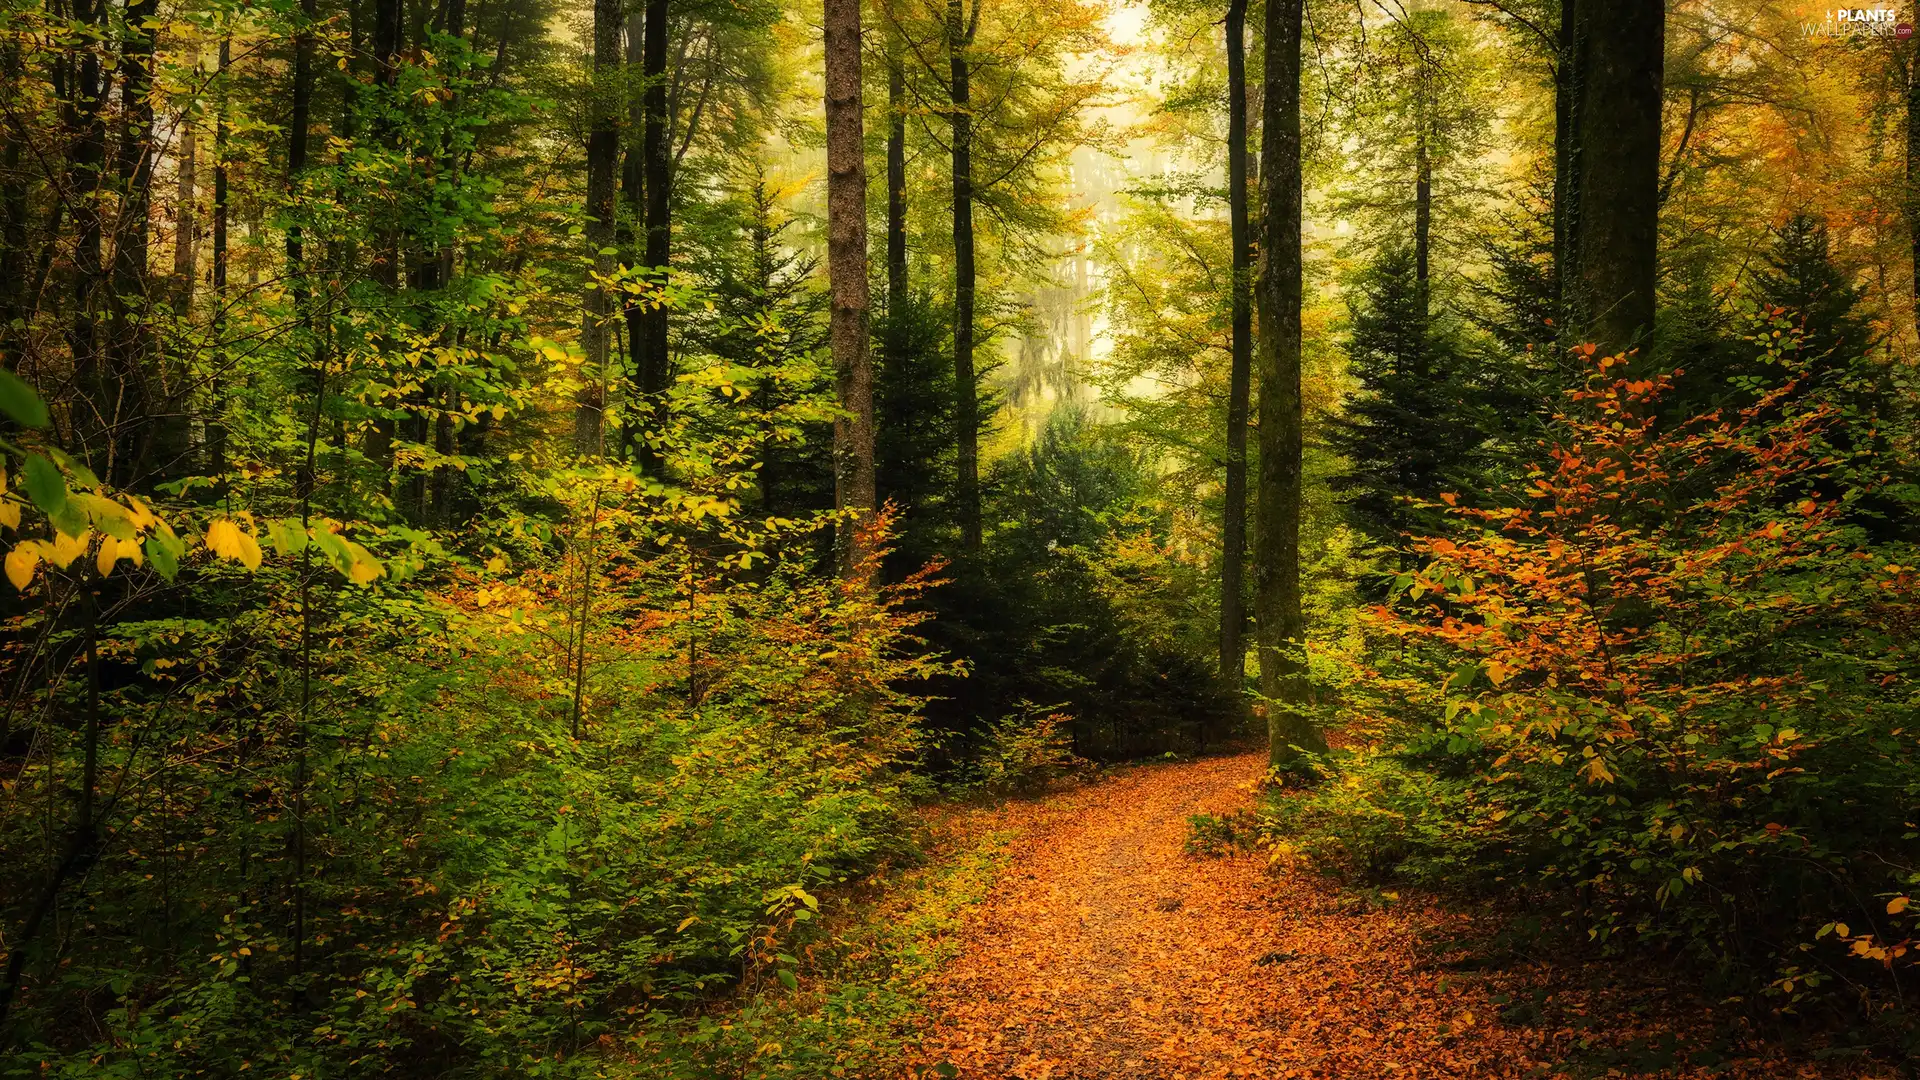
[[1254, 0, 1324, 768], [577, 0, 620, 457], [619, 9, 645, 456], [68, 0, 109, 465], [948, 0, 981, 554], [1414, 97, 1431, 314], [1907, 45, 1920, 342], [0, 42, 23, 357], [887, 46, 907, 310], [1552, 0, 1578, 325], [171, 110, 196, 316], [106, 0, 159, 484], [639, 0, 671, 450], [1219, 0, 1251, 683], [208, 36, 231, 478], [825, 0, 875, 575], [1563, 0, 1662, 355], [362, 0, 403, 479]]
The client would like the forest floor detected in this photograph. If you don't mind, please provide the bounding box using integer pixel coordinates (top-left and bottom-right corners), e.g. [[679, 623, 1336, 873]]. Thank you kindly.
[[905, 752, 1884, 1080]]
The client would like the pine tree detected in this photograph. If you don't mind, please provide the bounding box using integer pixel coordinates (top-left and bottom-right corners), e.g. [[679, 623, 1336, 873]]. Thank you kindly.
[[1329, 245, 1482, 558]]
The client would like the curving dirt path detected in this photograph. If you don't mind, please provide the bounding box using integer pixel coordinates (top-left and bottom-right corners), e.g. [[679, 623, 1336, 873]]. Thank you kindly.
[[914, 752, 1870, 1080]]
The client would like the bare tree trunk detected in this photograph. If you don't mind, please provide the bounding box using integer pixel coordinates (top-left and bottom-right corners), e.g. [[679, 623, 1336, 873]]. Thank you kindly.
[[577, 0, 620, 457], [825, 0, 876, 575], [887, 46, 907, 311], [171, 111, 197, 316], [619, 9, 644, 456], [1254, 0, 1324, 768], [0, 42, 23, 358], [208, 36, 231, 479], [1552, 0, 1578, 323], [1414, 93, 1431, 314], [1563, 0, 1663, 354], [948, 0, 981, 554], [1219, 0, 1251, 684], [1907, 44, 1920, 343], [639, 0, 671, 458]]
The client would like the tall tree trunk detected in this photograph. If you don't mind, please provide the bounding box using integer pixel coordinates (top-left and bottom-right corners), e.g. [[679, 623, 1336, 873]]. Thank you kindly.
[[886, 45, 907, 310], [577, 0, 620, 457], [362, 0, 403, 480], [1907, 44, 1920, 342], [0, 42, 23, 364], [68, 0, 109, 466], [171, 111, 196, 316], [208, 36, 230, 479], [825, 0, 876, 575], [1414, 89, 1431, 314], [1219, 0, 1251, 683], [107, 0, 159, 485], [1563, 0, 1663, 355], [619, 9, 644, 456], [639, 0, 671, 455], [1254, 0, 1324, 768], [948, 0, 981, 554], [1552, 0, 1578, 322]]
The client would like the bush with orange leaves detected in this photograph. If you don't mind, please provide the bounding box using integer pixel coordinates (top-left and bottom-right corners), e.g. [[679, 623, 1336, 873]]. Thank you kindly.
[[1291, 340, 1920, 1019]]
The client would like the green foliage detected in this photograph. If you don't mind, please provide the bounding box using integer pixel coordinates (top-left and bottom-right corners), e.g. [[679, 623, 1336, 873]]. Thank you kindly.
[[1327, 244, 1488, 559]]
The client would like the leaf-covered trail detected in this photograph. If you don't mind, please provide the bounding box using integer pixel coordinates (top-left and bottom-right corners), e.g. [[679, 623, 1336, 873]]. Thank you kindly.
[[914, 753, 1860, 1080]]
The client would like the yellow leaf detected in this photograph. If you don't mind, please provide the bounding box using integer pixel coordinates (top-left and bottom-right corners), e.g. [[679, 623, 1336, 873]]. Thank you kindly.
[[0, 501, 18, 530], [205, 518, 243, 560], [5, 544, 40, 589], [676, 916, 699, 933], [206, 519, 263, 569], [48, 530, 87, 569], [1889, 896, 1911, 915], [96, 535, 143, 577]]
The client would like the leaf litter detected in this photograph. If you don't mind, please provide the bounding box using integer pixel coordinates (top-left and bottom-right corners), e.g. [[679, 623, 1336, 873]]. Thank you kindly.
[[910, 753, 1885, 1080]]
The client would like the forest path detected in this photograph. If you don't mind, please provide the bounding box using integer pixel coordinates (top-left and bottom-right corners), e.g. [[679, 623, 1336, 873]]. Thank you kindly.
[[916, 751, 1542, 1079], [913, 752, 1845, 1080]]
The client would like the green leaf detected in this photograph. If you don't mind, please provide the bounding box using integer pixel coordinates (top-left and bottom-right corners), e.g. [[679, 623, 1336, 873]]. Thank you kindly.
[[775, 968, 797, 991], [23, 454, 65, 515], [146, 529, 183, 580], [266, 517, 308, 557], [0, 370, 49, 428]]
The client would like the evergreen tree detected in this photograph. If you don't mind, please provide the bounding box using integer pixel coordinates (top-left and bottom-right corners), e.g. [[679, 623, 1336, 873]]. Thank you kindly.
[[682, 177, 833, 518], [1329, 245, 1483, 558]]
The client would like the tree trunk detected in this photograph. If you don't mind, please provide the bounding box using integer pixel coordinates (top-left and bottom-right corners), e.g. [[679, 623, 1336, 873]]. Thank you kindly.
[[825, 0, 876, 576], [1414, 94, 1431, 314], [948, 0, 981, 554], [68, 0, 109, 466], [577, 0, 620, 457], [1552, 0, 1578, 322], [619, 9, 645, 456], [1563, 0, 1663, 355], [887, 45, 907, 310], [1907, 44, 1920, 342], [208, 36, 231, 479], [0, 42, 22, 358], [1254, 0, 1324, 768], [639, 0, 671, 453], [1219, 0, 1251, 684], [171, 111, 196, 316]]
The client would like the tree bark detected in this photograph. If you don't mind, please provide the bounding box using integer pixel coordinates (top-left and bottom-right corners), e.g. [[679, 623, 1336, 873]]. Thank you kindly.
[[0, 42, 22, 357], [1552, 0, 1578, 322], [1907, 43, 1920, 342], [171, 110, 196, 316], [1254, 0, 1324, 768], [825, 0, 876, 576], [577, 0, 620, 457], [208, 36, 231, 479], [1220, 0, 1251, 683], [886, 45, 907, 311], [639, 0, 671, 454], [1563, 0, 1663, 355], [948, 0, 981, 554], [1414, 92, 1431, 314]]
